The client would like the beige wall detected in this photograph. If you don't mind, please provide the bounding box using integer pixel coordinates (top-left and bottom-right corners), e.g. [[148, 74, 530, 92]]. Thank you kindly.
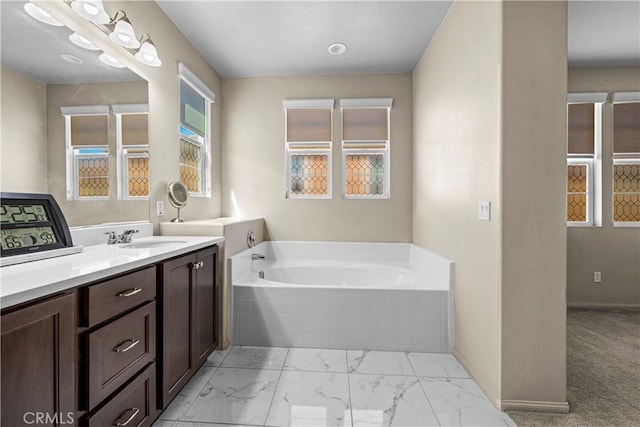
[[500, 0, 567, 407], [567, 67, 640, 308], [413, 0, 503, 405], [413, 0, 568, 410], [46, 81, 149, 226], [222, 74, 413, 242], [1, 65, 48, 193], [39, 0, 223, 230]]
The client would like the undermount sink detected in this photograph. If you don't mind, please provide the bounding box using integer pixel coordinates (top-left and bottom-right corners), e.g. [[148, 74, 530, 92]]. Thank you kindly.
[[119, 240, 187, 249]]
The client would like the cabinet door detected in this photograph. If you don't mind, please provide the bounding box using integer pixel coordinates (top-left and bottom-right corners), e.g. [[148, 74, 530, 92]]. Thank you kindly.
[[194, 246, 218, 367], [160, 253, 197, 406], [1, 293, 75, 427]]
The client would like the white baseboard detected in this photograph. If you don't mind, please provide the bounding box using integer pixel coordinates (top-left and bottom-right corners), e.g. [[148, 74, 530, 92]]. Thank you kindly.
[[568, 302, 640, 311], [453, 349, 571, 414], [452, 348, 501, 409], [500, 399, 570, 413]]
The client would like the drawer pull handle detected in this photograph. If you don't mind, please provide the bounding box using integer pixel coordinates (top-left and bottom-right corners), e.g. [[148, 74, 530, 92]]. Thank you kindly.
[[113, 339, 140, 353], [113, 407, 140, 426], [117, 288, 142, 297], [192, 261, 204, 270]]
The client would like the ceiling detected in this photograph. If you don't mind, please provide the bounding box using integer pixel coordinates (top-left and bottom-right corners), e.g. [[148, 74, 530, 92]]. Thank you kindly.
[[2, 1, 638, 83], [157, 0, 640, 79], [568, 0, 640, 68], [156, 0, 453, 78]]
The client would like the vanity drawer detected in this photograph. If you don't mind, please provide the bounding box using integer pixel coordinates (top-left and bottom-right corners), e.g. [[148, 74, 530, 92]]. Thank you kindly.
[[87, 302, 156, 410], [87, 362, 156, 427], [85, 266, 156, 327]]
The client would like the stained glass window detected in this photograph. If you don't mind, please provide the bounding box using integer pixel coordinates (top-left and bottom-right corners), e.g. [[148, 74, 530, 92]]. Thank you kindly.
[[567, 164, 588, 222], [566, 97, 603, 225], [179, 63, 214, 197], [612, 96, 640, 225], [113, 106, 149, 200], [289, 154, 329, 196], [61, 106, 110, 200], [76, 149, 109, 198], [341, 98, 392, 199], [284, 100, 334, 199]]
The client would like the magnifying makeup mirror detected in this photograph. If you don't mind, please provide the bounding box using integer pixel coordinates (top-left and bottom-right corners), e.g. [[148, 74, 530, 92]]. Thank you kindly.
[[167, 181, 189, 223]]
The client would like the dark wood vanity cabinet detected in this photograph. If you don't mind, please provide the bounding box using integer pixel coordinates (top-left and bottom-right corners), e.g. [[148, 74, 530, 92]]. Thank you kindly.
[[1, 293, 76, 427], [79, 266, 158, 426], [159, 245, 218, 407], [0, 243, 219, 425]]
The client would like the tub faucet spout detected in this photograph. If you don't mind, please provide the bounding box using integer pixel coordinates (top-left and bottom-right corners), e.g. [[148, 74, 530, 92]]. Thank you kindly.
[[252, 254, 265, 260]]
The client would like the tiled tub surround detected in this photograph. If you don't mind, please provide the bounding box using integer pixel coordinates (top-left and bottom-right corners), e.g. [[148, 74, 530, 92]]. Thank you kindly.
[[230, 242, 454, 352], [155, 346, 515, 427]]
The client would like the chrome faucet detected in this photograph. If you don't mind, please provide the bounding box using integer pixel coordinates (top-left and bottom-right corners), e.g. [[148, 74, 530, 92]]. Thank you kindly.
[[104, 229, 139, 245], [251, 253, 265, 260], [118, 229, 139, 243]]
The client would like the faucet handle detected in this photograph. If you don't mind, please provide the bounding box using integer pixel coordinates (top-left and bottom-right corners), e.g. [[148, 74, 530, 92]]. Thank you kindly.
[[103, 231, 117, 244], [118, 229, 139, 243]]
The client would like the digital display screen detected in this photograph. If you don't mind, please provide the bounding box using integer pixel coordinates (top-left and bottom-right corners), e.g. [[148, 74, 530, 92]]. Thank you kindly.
[[1, 227, 58, 250], [0, 204, 49, 224]]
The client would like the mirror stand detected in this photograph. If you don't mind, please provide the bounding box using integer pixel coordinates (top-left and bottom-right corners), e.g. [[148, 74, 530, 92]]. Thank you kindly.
[[170, 207, 185, 223]]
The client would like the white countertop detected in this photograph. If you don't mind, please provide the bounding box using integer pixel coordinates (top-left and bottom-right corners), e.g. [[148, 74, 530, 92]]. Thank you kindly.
[[0, 236, 224, 310]]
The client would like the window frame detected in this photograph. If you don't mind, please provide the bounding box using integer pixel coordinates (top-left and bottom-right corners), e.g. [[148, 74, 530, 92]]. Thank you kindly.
[[178, 63, 215, 198], [612, 91, 640, 227], [340, 98, 393, 199], [61, 105, 110, 201], [113, 104, 149, 201], [566, 93, 605, 227], [283, 99, 334, 199]]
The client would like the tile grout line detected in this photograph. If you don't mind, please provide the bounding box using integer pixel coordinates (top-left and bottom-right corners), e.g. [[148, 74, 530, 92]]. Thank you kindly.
[[172, 346, 232, 423], [174, 364, 221, 423], [261, 347, 290, 426], [406, 352, 443, 427], [345, 349, 355, 427]]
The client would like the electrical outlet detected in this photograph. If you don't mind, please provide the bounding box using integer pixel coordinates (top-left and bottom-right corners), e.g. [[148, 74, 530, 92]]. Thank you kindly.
[[156, 201, 165, 217], [478, 202, 491, 221], [593, 271, 602, 283]]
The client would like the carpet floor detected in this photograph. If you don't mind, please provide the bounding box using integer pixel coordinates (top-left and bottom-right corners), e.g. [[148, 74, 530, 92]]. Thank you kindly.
[[506, 308, 640, 427]]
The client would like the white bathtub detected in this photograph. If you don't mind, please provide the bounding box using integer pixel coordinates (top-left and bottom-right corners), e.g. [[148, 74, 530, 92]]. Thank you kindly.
[[229, 242, 454, 352]]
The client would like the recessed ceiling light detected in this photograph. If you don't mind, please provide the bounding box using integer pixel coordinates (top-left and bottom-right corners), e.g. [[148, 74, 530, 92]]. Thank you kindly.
[[59, 53, 83, 65], [328, 42, 347, 56], [24, 3, 64, 26]]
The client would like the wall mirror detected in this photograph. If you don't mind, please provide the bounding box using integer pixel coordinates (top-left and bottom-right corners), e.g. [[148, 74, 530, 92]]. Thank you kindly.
[[0, 0, 150, 227]]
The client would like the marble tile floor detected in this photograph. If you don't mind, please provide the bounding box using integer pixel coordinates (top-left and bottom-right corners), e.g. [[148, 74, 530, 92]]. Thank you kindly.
[[154, 346, 515, 427]]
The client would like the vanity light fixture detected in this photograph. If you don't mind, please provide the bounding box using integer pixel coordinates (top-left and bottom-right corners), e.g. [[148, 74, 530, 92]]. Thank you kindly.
[[134, 34, 162, 67], [70, 0, 110, 24], [328, 42, 348, 56], [108, 10, 140, 49], [64, 1, 162, 68], [24, 3, 64, 26], [99, 52, 125, 68], [69, 32, 100, 51]]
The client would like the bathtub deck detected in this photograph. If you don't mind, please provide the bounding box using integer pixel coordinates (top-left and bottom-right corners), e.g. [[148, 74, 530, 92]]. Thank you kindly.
[[154, 346, 515, 427]]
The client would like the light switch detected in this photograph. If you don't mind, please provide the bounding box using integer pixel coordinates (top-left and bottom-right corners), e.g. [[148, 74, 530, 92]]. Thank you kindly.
[[156, 201, 165, 217], [478, 202, 491, 221]]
